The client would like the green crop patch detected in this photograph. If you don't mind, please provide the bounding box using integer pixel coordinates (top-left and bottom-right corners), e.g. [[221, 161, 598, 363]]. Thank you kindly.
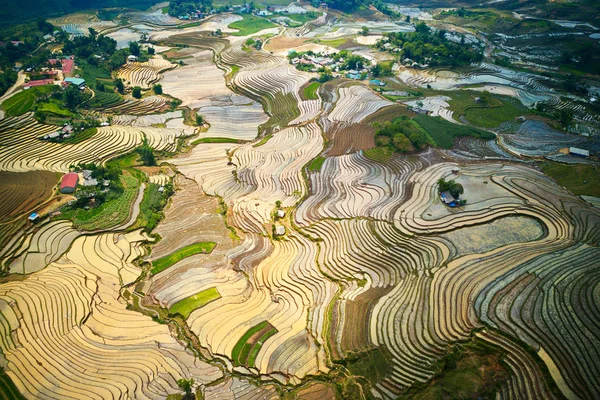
[[307, 156, 326, 172], [192, 137, 240, 144], [414, 115, 494, 149], [168, 287, 221, 318], [228, 14, 276, 36], [232, 321, 278, 367], [2, 85, 56, 117], [303, 81, 321, 100], [60, 128, 97, 144], [151, 242, 217, 274]]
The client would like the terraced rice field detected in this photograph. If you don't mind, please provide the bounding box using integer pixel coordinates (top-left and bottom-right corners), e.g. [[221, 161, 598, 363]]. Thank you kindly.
[[0, 171, 59, 222], [1, 9, 599, 400], [116, 56, 177, 89]]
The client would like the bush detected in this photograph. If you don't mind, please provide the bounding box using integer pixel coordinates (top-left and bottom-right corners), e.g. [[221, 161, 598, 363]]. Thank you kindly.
[[132, 87, 142, 99], [153, 84, 162, 95]]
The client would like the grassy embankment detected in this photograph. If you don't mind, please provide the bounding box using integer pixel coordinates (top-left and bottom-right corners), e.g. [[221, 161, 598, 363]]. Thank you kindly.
[[228, 14, 277, 36], [307, 156, 326, 172], [539, 162, 600, 197], [1, 85, 56, 116], [191, 137, 239, 144], [414, 115, 495, 148], [168, 287, 221, 318], [448, 91, 526, 129], [151, 242, 217, 274]]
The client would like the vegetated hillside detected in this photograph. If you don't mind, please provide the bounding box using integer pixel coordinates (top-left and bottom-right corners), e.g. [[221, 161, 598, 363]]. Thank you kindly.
[[0, 0, 160, 27], [387, 0, 600, 25]]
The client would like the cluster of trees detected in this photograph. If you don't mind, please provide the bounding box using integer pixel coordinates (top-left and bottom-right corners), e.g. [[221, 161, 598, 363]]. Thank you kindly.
[[333, 50, 370, 70], [168, 0, 213, 17], [437, 178, 464, 199], [375, 117, 430, 153], [371, 62, 393, 77], [136, 138, 156, 166], [245, 38, 263, 50], [381, 22, 484, 67], [68, 162, 123, 209]]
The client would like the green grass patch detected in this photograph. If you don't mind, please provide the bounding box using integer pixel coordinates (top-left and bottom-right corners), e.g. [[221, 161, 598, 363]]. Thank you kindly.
[[168, 287, 221, 318], [0, 368, 25, 400], [247, 327, 278, 367], [133, 182, 172, 232], [414, 115, 495, 149], [539, 162, 600, 197], [448, 91, 526, 129], [345, 347, 393, 387], [253, 134, 273, 147], [192, 137, 240, 144], [231, 320, 278, 367], [89, 91, 124, 109], [398, 336, 509, 399], [303, 81, 321, 100], [60, 128, 97, 144], [151, 241, 217, 274], [316, 37, 348, 48], [363, 147, 393, 163], [307, 156, 326, 172], [107, 152, 139, 169], [77, 59, 112, 87], [36, 100, 73, 117], [58, 174, 140, 231], [228, 14, 276, 36], [286, 11, 319, 25], [2, 85, 56, 117]]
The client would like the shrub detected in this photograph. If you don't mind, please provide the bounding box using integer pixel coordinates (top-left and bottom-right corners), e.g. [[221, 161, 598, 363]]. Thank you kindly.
[[132, 86, 142, 99]]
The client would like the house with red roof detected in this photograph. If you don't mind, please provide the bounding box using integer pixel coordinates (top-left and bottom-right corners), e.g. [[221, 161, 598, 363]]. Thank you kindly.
[[61, 58, 74, 75], [60, 172, 79, 194], [24, 79, 55, 88]]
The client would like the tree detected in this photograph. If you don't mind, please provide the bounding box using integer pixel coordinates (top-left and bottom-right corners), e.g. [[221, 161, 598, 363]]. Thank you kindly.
[[405, 15, 410, 23], [177, 378, 195, 400], [153, 84, 163, 95], [63, 85, 83, 111], [392, 133, 411, 152], [96, 82, 105, 92], [114, 79, 125, 94], [147, 47, 155, 55], [196, 114, 204, 125], [88, 27, 98, 39], [361, 26, 369, 36], [132, 87, 142, 99], [437, 178, 464, 199], [129, 41, 141, 57], [136, 138, 156, 166]]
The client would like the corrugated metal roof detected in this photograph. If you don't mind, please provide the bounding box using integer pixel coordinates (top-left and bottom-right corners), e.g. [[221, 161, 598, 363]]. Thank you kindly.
[[60, 172, 79, 189]]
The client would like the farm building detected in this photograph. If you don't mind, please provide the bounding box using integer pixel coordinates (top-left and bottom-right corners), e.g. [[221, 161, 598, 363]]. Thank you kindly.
[[274, 225, 286, 236], [28, 213, 39, 222], [370, 79, 386, 86], [440, 191, 457, 207], [60, 172, 79, 194], [277, 210, 286, 218], [63, 77, 86, 89], [128, 55, 138, 62], [24, 79, 55, 88], [61, 58, 74, 75], [569, 147, 590, 157]]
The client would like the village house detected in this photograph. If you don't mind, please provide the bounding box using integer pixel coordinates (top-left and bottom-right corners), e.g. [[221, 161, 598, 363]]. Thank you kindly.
[[60, 172, 79, 194]]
